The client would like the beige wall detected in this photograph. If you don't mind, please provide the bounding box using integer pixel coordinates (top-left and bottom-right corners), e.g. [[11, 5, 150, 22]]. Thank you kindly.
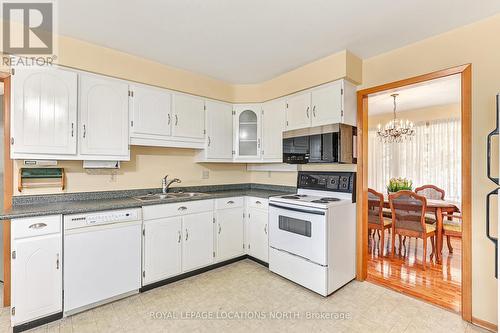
[[360, 14, 500, 325], [367, 103, 461, 129], [14, 146, 249, 195]]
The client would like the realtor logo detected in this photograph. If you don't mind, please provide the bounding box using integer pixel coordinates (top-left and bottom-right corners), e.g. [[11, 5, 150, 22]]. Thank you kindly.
[[2, 1, 53, 54]]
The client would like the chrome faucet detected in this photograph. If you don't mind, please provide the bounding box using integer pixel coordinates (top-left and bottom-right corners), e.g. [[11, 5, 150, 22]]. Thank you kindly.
[[162, 175, 181, 194]]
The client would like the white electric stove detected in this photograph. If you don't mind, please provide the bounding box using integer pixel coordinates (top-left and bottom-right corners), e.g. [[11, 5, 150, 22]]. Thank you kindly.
[[268, 171, 356, 296]]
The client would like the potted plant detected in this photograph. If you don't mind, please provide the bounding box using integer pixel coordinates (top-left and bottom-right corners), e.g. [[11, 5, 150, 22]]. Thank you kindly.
[[387, 177, 413, 194]]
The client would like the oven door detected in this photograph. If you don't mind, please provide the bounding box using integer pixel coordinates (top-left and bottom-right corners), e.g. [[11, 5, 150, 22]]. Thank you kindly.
[[268, 202, 327, 266]]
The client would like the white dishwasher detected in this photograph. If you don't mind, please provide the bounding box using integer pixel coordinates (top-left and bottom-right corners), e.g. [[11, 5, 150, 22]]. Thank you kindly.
[[63, 208, 142, 315]]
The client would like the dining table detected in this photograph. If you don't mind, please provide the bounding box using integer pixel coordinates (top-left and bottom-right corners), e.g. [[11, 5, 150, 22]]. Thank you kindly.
[[382, 195, 460, 263]]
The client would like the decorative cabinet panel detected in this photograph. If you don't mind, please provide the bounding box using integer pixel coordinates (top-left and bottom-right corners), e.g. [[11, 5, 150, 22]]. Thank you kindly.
[[233, 104, 262, 161], [143, 217, 182, 285], [11, 215, 62, 326], [172, 93, 205, 140], [130, 84, 172, 140], [11, 67, 77, 158], [203, 100, 233, 161], [79, 74, 130, 160], [261, 99, 286, 161]]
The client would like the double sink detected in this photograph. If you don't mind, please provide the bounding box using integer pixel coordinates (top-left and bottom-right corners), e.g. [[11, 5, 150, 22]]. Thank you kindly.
[[133, 192, 208, 202]]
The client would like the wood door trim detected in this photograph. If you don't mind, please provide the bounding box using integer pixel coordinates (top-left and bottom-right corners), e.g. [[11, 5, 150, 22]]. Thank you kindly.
[[356, 64, 472, 322], [3, 76, 12, 307], [472, 316, 498, 332]]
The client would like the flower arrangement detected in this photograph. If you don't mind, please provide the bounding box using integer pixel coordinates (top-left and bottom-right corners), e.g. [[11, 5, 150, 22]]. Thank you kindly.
[[387, 177, 413, 193]]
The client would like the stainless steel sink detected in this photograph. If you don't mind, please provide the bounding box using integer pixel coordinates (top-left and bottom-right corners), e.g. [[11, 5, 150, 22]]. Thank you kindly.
[[168, 192, 208, 198], [132, 192, 207, 202]]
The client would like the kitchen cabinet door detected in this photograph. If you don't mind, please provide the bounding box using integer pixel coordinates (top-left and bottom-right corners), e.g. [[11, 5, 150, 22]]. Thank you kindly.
[[182, 211, 214, 272], [143, 217, 182, 285], [11, 233, 62, 325], [233, 105, 262, 161], [216, 206, 244, 261], [205, 100, 233, 160], [172, 94, 205, 139], [311, 81, 342, 127], [247, 207, 269, 263], [130, 84, 172, 139], [262, 100, 286, 161], [286, 92, 311, 130], [79, 74, 129, 159], [11, 67, 77, 156]]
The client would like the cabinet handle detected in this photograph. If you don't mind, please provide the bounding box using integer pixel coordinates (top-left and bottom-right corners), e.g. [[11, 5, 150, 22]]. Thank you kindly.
[[255, 201, 262, 205], [83, 124, 86, 138], [208, 136, 211, 147], [56, 253, 60, 270], [28, 223, 47, 229], [175, 115, 178, 126], [257, 138, 261, 148], [227, 200, 234, 204], [178, 206, 187, 211], [178, 230, 182, 243], [312, 106, 316, 117], [264, 224, 267, 235], [71, 123, 74, 137], [218, 224, 221, 234], [185, 229, 189, 241], [306, 106, 310, 118], [168, 114, 171, 125]]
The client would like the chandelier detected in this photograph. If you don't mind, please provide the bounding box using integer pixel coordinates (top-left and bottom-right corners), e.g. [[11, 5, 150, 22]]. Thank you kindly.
[[376, 93, 415, 143]]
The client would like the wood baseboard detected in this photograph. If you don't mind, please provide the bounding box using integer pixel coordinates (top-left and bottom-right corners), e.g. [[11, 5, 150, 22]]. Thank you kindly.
[[472, 317, 498, 332]]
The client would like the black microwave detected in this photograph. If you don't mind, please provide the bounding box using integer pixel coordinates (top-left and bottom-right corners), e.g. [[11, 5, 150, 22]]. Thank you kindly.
[[283, 124, 357, 164]]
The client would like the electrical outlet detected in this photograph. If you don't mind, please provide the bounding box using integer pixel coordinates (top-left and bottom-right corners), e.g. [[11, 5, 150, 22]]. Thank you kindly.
[[268, 171, 272, 178], [202, 170, 209, 179]]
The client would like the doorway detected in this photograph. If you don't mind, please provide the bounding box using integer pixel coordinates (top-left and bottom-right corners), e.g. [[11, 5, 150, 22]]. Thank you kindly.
[[355, 65, 472, 321]]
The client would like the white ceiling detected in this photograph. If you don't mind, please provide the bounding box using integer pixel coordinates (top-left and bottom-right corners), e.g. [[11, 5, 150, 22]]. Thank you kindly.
[[367, 74, 461, 115], [58, 1, 500, 84]]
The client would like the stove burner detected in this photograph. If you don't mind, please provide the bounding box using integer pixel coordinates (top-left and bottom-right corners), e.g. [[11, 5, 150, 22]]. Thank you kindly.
[[282, 195, 301, 200], [311, 199, 328, 203], [320, 197, 341, 202]]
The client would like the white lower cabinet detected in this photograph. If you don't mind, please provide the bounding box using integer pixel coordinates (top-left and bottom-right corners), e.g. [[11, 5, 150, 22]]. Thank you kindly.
[[143, 217, 182, 285], [182, 211, 214, 272], [246, 198, 269, 263], [215, 198, 245, 262], [11, 215, 62, 326], [142, 200, 214, 285]]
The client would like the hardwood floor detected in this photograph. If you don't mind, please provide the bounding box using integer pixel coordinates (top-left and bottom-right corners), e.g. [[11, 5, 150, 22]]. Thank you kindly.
[[367, 230, 462, 312]]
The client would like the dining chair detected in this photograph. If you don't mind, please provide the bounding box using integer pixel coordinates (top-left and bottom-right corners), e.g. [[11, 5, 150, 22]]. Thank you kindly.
[[368, 188, 392, 256], [415, 184, 446, 224], [389, 191, 436, 269], [442, 212, 462, 254]]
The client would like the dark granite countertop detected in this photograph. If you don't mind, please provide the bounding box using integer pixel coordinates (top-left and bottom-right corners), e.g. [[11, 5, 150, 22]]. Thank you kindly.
[[1, 184, 294, 220]]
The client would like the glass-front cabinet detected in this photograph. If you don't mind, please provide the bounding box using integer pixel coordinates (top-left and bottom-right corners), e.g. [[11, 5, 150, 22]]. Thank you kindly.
[[233, 104, 262, 161]]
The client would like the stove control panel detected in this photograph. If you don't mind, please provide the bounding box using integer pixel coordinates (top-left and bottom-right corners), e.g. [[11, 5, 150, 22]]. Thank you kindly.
[[298, 172, 355, 194]]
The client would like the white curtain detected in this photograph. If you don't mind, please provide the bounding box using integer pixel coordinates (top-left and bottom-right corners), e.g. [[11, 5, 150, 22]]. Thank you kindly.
[[368, 118, 461, 203]]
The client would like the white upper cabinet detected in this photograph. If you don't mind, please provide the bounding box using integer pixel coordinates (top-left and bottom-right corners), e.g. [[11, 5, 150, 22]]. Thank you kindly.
[[172, 93, 205, 140], [11, 67, 77, 158], [285, 79, 357, 131], [286, 92, 311, 131], [233, 104, 262, 161], [261, 99, 285, 161], [79, 74, 130, 160], [130, 84, 172, 140], [311, 80, 342, 127], [204, 100, 233, 160]]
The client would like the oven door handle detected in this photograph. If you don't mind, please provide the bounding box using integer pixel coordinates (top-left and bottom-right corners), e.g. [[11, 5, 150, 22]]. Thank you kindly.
[[269, 203, 326, 215]]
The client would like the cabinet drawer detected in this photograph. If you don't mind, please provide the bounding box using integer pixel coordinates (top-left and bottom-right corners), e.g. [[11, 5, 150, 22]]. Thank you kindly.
[[246, 197, 268, 209], [215, 197, 244, 210], [12, 215, 62, 239], [143, 199, 214, 220]]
